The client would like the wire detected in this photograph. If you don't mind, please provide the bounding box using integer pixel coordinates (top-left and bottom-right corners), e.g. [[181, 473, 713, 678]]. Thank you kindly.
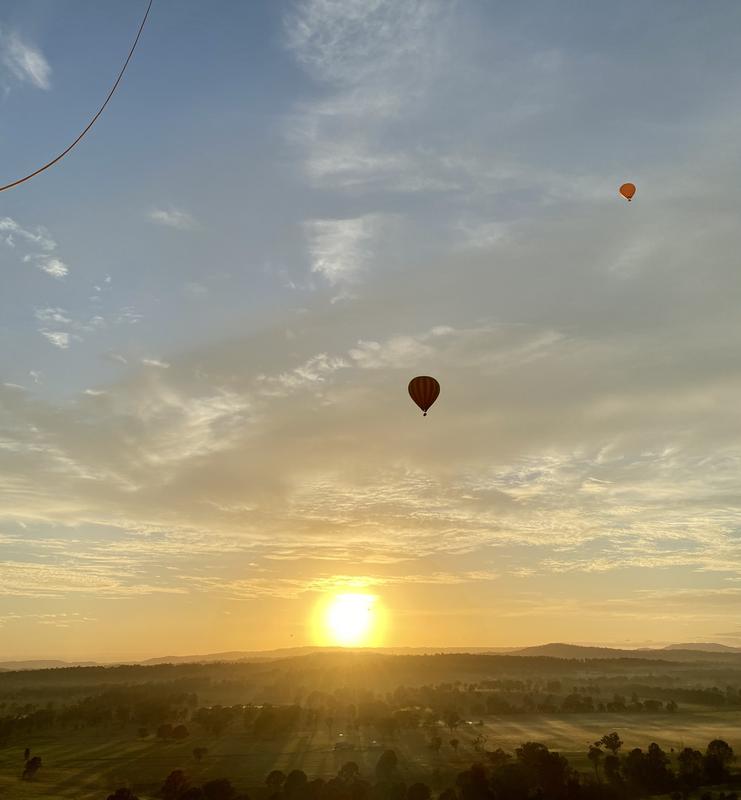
[[0, 0, 153, 193]]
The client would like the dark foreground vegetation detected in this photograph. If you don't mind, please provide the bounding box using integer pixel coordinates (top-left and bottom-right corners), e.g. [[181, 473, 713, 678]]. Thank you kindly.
[[95, 735, 737, 800]]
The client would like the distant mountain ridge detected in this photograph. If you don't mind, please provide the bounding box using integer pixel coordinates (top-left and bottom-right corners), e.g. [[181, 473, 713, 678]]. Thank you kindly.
[[663, 642, 741, 653], [508, 642, 741, 663], [0, 659, 98, 671], [2, 642, 740, 671]]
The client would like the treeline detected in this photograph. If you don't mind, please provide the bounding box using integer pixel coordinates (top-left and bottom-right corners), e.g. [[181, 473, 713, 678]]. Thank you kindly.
[[4, 652, 741, 696], [0, 683, 723, 747], [0, 686, 198, 744], [2, 672, 739, 747], [96, 736, 737, 800]]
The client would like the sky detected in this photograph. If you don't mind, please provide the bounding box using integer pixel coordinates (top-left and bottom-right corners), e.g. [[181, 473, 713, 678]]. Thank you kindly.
[[2, 0, 741, 660]]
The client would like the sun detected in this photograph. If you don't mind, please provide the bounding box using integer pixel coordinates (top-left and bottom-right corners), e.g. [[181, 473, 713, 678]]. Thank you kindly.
[[315, 593, 383, 647]]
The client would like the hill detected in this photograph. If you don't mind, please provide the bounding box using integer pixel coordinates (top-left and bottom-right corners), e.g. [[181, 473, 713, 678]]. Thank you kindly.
[[0, 659, 98, 671], [509, 642, 741, 663], [663, 642, 741, 653]]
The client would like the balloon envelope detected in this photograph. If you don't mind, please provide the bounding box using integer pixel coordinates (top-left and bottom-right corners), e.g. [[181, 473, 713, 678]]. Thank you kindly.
[[619, 182, 636, 201], [408, 376, 440, 416]]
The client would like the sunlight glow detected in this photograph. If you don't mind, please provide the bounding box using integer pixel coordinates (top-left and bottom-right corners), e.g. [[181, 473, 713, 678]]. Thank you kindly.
[[320, 593, 380, 647]]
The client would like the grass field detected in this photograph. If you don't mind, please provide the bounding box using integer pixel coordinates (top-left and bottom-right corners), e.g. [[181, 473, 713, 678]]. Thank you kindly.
[[1, 711, 740, 800]]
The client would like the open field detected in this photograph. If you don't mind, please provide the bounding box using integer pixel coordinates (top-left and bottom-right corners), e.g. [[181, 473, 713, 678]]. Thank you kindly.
[[2, 711, 741, 800]]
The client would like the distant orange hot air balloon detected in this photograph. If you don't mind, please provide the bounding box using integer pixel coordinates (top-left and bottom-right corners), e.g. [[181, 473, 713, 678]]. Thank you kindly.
[[408, 376, 440, 417], [619, 182, 636, 202]]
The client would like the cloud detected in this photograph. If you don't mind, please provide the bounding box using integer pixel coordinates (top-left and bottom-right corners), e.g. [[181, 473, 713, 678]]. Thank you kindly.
[[34, 308, 106, 349], [114, 308, 143, 325], [148, 208, 198, 230], [284, 0, 445, 86], [304, 215, 383, 285], [0, 30, 51, 90], [0, 217, 56, 251], [39, 331, 71, 350], [0, 560, 185, 599], [35, 256, 69, 279], [141, 358, 171, 369], [35, 307, 71, 326], [184, 282, 208, 297], [185, 567, 500, 601], [1, 217, 71, 280], [257, 352, 349, 396]]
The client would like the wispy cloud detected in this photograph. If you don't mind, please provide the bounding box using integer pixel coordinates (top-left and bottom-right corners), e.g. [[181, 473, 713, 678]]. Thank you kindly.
[[0, 560, 185, 599], [304, 215, 383, 285], [257, 353, 349, 396], [0, 217, 55, 250], [1, 217, 71, 280], [284, 0, 444, 86], [34, 308, 105, 349], [185, 568, 500, 601], [141, 357, 170, 369], [0, 29, 51, 90], [39, 331, 71, 350], [104, 352, 128, 366], [148, 208, 198, 230]]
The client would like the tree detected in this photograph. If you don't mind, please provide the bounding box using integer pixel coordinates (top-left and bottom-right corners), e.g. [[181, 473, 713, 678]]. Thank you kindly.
[[485, 749, 511, 770], [266, 770, 286, 794], [645, 742, 673, 793], [623, 748, 647, 792], [21, 756, 42, 781], [161, 769, 190, 800], [456, 762, 494, 800], [157, 723, 174, 740], [203, 779, 236, 800], [678, 748, 705, 795], [603, 754, 621, 786], [443, 709, 461, 735], [375, 750, 399, 784], [515, 742, 574, 800], [339, 762, 360, 783], [406, 783, 431, 800], [107, 790, 139, 800], [429, 736, 443, 757], [705, 740, 735, 784], [284, 769, 308, 800], [598, 733, 623, 755], [588, 745, 603, 781], [172, 724, 190, 740], [180, 790, 205, 800]]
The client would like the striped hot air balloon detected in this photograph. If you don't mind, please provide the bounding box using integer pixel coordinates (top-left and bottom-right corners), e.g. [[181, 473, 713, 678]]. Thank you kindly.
[[408, 376, 440, 416]]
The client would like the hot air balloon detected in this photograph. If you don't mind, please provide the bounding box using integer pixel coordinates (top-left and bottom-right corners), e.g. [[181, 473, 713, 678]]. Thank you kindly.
[[619, 182, 636, 202], [408, 376, 440, 416]]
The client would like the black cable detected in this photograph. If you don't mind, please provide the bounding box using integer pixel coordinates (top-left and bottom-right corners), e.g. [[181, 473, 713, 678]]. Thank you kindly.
[[0, 0, 153, 193]]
